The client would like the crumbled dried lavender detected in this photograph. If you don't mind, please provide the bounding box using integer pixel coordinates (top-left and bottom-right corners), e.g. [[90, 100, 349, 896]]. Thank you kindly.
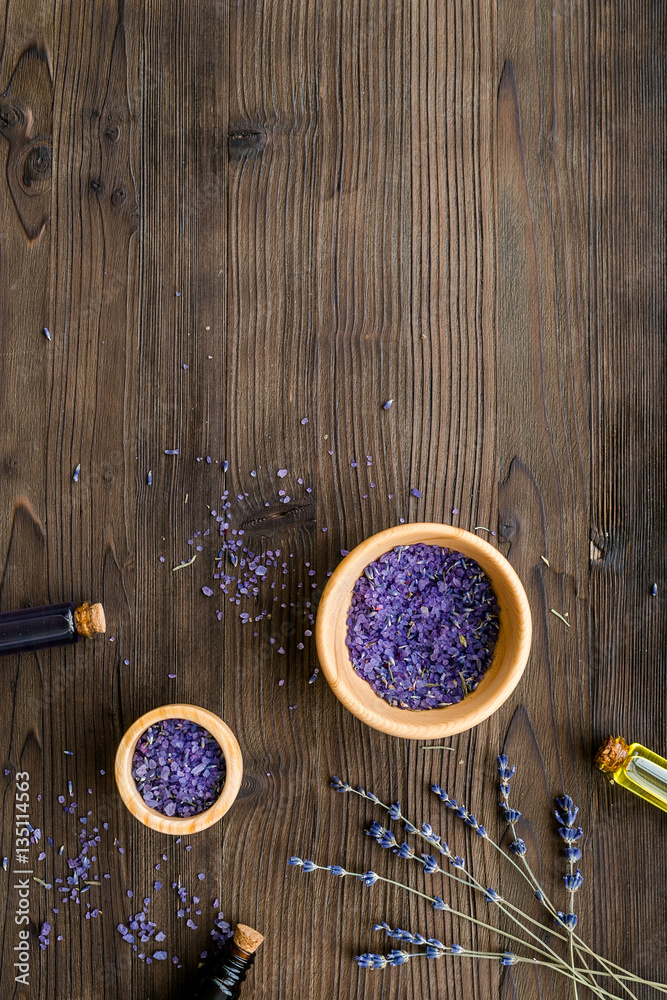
[[132, 719, 226, 818], [346, 544, 500, 710]]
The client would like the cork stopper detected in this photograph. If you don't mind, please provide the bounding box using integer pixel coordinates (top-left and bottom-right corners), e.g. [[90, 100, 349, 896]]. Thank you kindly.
[[233, 924, 264, 956], [594, 735, 630, 773], [74, 602, 106, 638]]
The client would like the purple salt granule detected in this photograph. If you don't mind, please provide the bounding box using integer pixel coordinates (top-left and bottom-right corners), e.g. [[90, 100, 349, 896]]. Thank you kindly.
[[131, 719, 226, 818], [346, 543, 500, 711]]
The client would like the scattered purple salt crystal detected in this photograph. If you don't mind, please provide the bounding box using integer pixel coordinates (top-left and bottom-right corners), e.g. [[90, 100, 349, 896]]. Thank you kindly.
[[44, 327, 52, 341], [168, 673, 177, 678], [452, 508, 459, 515], [222, 460, 229, 472], [382, 399, 393, 409], [202, 586, 214, 597], [346, 543, 500, 710], [164, 449, 179, 455], [410, 487, 422, 498], [301, 417, 309, 424], [277, 469, 288, 478], [131, 719, 226, 818], [147, 470, 152, 486], [197, 873, 206, 881], [153, 950, 167, 960]]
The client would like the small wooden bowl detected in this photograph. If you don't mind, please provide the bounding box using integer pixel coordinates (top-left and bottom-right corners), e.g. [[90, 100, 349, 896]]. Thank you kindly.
[[115, 704, 243, 835], [316, 523, 532, 739]]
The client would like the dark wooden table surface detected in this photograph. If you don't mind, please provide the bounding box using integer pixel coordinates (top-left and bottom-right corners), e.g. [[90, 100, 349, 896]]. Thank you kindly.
[[0, 1, 665, 998]]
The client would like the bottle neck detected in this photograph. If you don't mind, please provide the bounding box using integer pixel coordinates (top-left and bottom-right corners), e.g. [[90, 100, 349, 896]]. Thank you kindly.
[[190, 943, 255, 1000]]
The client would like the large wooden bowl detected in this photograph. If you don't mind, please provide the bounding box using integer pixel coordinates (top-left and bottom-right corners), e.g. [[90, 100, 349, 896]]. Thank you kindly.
[[115, 704, 243, 835], [316, 523, 532, 739]]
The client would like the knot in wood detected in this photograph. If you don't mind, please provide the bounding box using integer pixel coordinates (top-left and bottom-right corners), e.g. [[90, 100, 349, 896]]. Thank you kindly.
[[227, 129, 266, 152], [19, 140, 52, 196], [0, 100, 23, 129], [498, 517, 516, 539]]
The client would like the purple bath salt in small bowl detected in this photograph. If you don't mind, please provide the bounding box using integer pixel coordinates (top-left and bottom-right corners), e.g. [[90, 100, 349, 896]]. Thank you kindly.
[[131, 719, 226, 818], [346, 543, 500, 710]]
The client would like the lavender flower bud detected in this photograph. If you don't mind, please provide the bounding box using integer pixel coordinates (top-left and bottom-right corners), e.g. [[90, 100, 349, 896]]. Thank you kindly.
[[562, 847, 582, 862], [397, 842, 414, 859], [563, 870, 584, 891], [430, 784, 450, 803], [360, 870, 379, 886], [509, 838, 526, 855], [484, 888, 502, 903], [557, 911, 578, 931], [356, 953, 387, 968], [426, 945, 443, 959], [387, 950, 409, 965], [501, 951, 518, 966], [428, 938, 445, 949], [388, 802, 402, 820], [475, 825, 487, 838], [450, 855, 465, 869], [373, 922, 391, 933], [421, 823, 434, 838], [432, 896, 448, 911], [403, 820, 419, 835], [450, 943, 464, 954], [558, 826, 583, 843], [380, 830, 397, 849], [366, 821, 384, 840], [287, 857, 303, 866], [328, 865, 347, 877], [421, 855, 438, 874], [500, 805, 522, 824], [302, 860, 317, 872], [331, 776, 351, 792]]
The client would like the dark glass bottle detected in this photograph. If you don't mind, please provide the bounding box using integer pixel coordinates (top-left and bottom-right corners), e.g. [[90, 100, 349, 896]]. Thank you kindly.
[[0, 601, 106, 656], [190, 924, 264, 1000]]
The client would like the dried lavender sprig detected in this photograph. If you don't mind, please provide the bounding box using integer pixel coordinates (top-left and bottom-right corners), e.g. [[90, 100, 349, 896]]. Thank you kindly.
[[358, 942, 636, 997], [556, 796, 584, 1000]]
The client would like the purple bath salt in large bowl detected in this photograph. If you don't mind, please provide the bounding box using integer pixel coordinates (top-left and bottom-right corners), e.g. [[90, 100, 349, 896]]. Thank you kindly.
[[316, 523, 532, 739]]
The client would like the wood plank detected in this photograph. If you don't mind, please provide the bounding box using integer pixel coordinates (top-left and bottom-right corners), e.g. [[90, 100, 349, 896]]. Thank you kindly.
[[587, 0, 667, 986]]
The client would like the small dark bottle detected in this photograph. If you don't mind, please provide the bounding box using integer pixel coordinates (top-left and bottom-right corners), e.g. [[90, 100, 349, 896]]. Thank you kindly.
[[0, 601, 106, 656], [190, 924, 264, 1000]]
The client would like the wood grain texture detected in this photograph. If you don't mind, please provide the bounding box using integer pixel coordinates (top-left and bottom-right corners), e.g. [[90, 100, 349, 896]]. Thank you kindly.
[[0, 0, 663, 998]]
